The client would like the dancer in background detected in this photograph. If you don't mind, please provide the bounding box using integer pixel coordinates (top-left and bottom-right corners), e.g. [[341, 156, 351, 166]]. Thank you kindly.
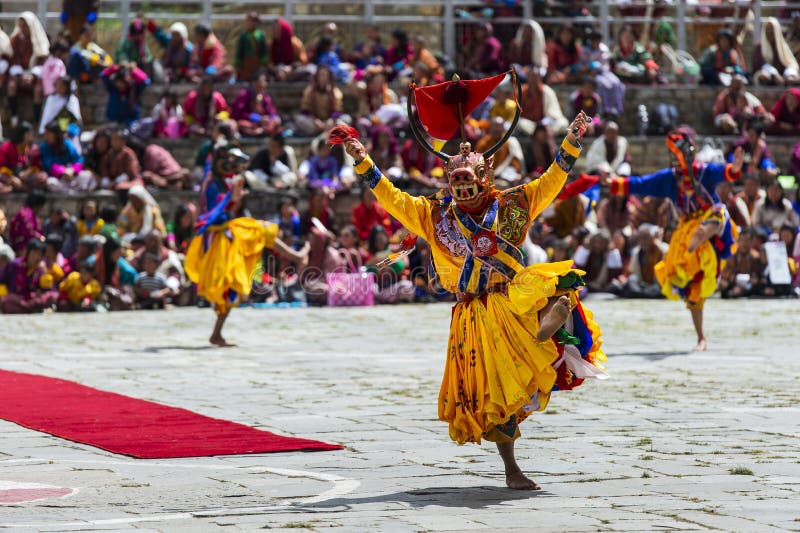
[[184, 142, 309, 346], [606, 129, 744, 351]]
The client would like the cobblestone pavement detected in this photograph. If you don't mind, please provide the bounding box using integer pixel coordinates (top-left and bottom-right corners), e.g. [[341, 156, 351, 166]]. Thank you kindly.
[[0, 298, 798, 532]]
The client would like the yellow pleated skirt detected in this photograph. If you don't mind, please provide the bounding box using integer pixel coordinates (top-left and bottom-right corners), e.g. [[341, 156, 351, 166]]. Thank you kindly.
[[438, 261, 606, 445], [184, 218, 278, 314], [654, 209, 724, 308]]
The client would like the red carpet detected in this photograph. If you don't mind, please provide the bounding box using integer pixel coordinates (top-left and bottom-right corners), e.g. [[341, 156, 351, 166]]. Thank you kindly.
[[0, 370, 341, 458]]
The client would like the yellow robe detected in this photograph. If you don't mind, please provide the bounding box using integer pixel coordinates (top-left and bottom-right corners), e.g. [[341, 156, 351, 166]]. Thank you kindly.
[[359, 139, 606, 445], [184, 218, 278, 315]]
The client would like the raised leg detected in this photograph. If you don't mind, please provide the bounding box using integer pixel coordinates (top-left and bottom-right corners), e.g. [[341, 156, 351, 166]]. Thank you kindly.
[[536, 295, 571, 342], [496, 440, 540, 490]]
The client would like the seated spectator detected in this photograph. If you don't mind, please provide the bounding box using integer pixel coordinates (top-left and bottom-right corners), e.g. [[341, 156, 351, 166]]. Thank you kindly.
[[184, 77, 230, 138], [385, 29, 413, 79], [368, 124, 403, 182], [67, 24, 113, 84], [58, 260, 100, 311], [301, 188, 338, 237], [366, 225, 415, 304], [294, 66, 343, 136], [4, 12, 49, 127], [306, 22, 342, 62], [61, 0, 99, 44], [67, 235, 98, 273], [787, 11, 800, 59], [43, 233, 68, 284], [753, 181, 800, 235], [38, 76, 82, 153], [727, 122, 779, 181], [779, 223, 800, 264], [43, 207, 78, 258], [151, 90, 186, 138], [570, 78, 603, 135], [98, 205, 120, 240], [192, 120, 236, 182], [584, 122, 631, 176], [0, 122, 43, 192], [613, 25, 660, 84], [234, 12, 268, 82], [115, 18, 152, 71], [147, 20, 192, 83], [719, 228, 766, 298], [40, 122, 94, 192], [735, 173, 764, 224], [76, 199, 104, 237], [268, 18, 308, 81], [9, 191, 45, 254], [131, 229, 185, 285], [273, 195, 302, 245], [712, 75, 774, 134], [356, 70, 398, 126], [410, 35, 443, 83], [94, 237, 137, 311], [98, 129, 142, 190], [753, 17, 799, 86], [352, 186, 392, 242], [545, 24, 580, 85], [0, 238, 58, 313], [315, 35, 352, 84], [41, 40, 68, 98], [596, 193, 631, 235], [699, 28, 743, 86], [518, 67, 568, 135], [488, 82, 517, 123], [166, 203, 196, 255], [84, 128, 109, 181], [350, 24, 385, 72], [573, 230, 623, 292], [231, 73, 281, 137], [248, 133, 298, 189], [136, 139, 190, 190], [100, 63, 150, 125], [463, 23, 505, 78], [135, 252, 177, 309], [401, 137, 444, 189], [508, 19, 547, 71], [303, 142, 342, 190], [188, 24, 232, 83], [577, 30, 625, 117], [475, 117, 524, 188], [770, 88, 800, 136], [528, 122, 556, 179], [117, 185, 165, 241]]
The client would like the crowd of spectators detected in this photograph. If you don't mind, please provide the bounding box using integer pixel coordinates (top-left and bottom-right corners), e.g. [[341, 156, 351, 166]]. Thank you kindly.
[[0, 2, 798, 314]]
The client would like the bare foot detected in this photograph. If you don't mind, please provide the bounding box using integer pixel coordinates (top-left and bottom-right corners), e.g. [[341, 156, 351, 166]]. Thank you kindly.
[[506, 470, 541, 490], [537, 296, 571, 342], [210, 335, 237, 347], [692, 338, 707, 352]]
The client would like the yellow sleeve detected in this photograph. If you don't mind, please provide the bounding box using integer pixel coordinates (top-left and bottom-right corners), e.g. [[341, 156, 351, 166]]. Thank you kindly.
[[40, 273, 54, 290], [59, 272, 77, 293], [524, 137, 581, 219], [262, 221, 279, 249], [357, 155, 432, 239]]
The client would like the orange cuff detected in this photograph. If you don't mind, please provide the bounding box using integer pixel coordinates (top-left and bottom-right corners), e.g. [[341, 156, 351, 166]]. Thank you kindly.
[[610, 177, 629, 196], [724, 164, 741, 182]]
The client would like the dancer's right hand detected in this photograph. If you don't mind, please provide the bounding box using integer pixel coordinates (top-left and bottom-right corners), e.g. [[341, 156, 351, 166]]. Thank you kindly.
[[345, 139, 367, 163]]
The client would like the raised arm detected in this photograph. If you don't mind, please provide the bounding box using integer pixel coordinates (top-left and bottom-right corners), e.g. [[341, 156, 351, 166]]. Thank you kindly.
[[345, 138, 431, 240], [525, 110, 588, 218]]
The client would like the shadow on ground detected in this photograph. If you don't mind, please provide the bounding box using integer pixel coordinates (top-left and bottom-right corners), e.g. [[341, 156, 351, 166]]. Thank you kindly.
[[296, 485, 552, 511]]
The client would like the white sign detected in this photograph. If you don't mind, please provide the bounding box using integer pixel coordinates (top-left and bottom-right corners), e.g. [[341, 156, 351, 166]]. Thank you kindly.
[[764, 241, 792, 285]]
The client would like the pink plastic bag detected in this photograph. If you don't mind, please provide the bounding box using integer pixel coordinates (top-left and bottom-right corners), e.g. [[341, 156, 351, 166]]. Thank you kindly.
[[325, 252, 375, 307], [326, 271, 375, 306]]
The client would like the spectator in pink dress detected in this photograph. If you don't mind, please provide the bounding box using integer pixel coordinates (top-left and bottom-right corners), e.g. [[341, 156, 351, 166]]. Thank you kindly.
[[9, 191, 46, 255], [183, 77, 230, 137], [463, 23, 505, 77], [231, 73, 281, 137], [770, 88, 800, 136]]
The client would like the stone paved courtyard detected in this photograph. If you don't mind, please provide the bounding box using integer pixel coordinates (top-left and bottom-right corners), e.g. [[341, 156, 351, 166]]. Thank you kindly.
[[0, 298, 798, 532]]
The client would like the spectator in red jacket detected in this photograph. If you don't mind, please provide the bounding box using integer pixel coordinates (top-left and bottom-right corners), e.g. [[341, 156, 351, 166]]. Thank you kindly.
[[188, 24, 232, 83], [352, 187, 393, 242]]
